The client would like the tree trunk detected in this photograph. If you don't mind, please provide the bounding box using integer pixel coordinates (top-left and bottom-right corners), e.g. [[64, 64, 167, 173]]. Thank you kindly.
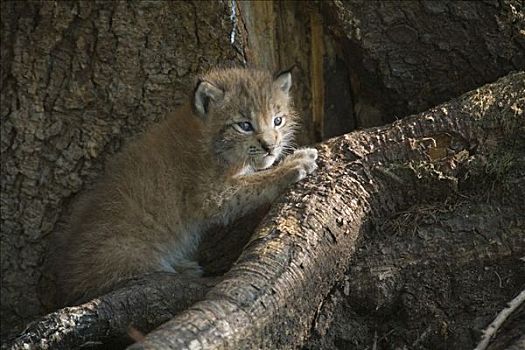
[[321, 0, 525, 127], [7, 72, 523, 350]]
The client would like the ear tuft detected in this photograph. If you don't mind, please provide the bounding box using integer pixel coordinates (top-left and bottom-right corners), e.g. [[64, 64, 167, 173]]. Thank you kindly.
[[193, 80, 224, 117], [274, 71, 292, 94]]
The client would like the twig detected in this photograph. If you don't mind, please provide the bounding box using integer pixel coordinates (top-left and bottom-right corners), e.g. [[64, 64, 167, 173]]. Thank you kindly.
[[493, 270, 503, 288], [474, 289, 525, 350]]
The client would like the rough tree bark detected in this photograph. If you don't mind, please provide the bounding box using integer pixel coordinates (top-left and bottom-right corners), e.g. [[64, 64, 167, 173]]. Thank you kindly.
[[321, 0, 525, 127], [305, 201, 524, 349], [5, 275, 221, 350], [6, 72, 524, 349], [238, 0, 524, 134]]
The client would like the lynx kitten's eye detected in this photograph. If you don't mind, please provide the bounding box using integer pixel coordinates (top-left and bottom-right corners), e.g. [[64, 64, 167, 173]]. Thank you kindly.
[[234, 121, 254, 133], [274, 116, 284, 127]]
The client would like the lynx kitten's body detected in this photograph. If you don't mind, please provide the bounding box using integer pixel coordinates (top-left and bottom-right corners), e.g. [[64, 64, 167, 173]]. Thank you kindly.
[[54, 68, 317, 304]]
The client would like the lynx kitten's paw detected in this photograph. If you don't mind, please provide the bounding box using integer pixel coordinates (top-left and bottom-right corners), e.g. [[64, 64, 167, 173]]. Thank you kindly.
[[285, 147, 318, 182]]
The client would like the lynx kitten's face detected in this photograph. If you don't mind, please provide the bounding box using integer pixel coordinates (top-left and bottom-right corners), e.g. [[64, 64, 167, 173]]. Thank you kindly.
[[194, 68, 298, 172]]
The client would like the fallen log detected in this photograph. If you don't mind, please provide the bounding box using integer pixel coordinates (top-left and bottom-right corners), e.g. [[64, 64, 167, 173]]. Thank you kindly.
[[6, 72, 524, 349]]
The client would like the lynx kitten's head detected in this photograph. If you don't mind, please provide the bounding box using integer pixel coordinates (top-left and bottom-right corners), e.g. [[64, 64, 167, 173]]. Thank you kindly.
[[193, 68, 298, 172]]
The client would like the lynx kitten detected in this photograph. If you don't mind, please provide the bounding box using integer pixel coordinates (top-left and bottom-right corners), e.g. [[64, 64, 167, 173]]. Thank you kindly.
[[54, 68, 318, 304]]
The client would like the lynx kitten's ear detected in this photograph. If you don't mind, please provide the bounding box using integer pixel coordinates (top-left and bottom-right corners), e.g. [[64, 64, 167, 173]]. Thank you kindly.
[[193, 80, 224, 117], [274, 71, 292, 94]]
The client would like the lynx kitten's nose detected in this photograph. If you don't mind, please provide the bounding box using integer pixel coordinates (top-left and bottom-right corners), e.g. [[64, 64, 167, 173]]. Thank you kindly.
[[260, 140, 275, 154]]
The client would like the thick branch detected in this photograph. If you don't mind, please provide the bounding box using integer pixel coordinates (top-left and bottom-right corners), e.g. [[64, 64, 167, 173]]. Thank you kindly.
[[6, 274, 220, 350]]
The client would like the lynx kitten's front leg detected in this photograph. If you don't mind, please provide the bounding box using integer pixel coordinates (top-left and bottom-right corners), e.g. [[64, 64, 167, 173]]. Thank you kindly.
[[220, 148, 318, 222]]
